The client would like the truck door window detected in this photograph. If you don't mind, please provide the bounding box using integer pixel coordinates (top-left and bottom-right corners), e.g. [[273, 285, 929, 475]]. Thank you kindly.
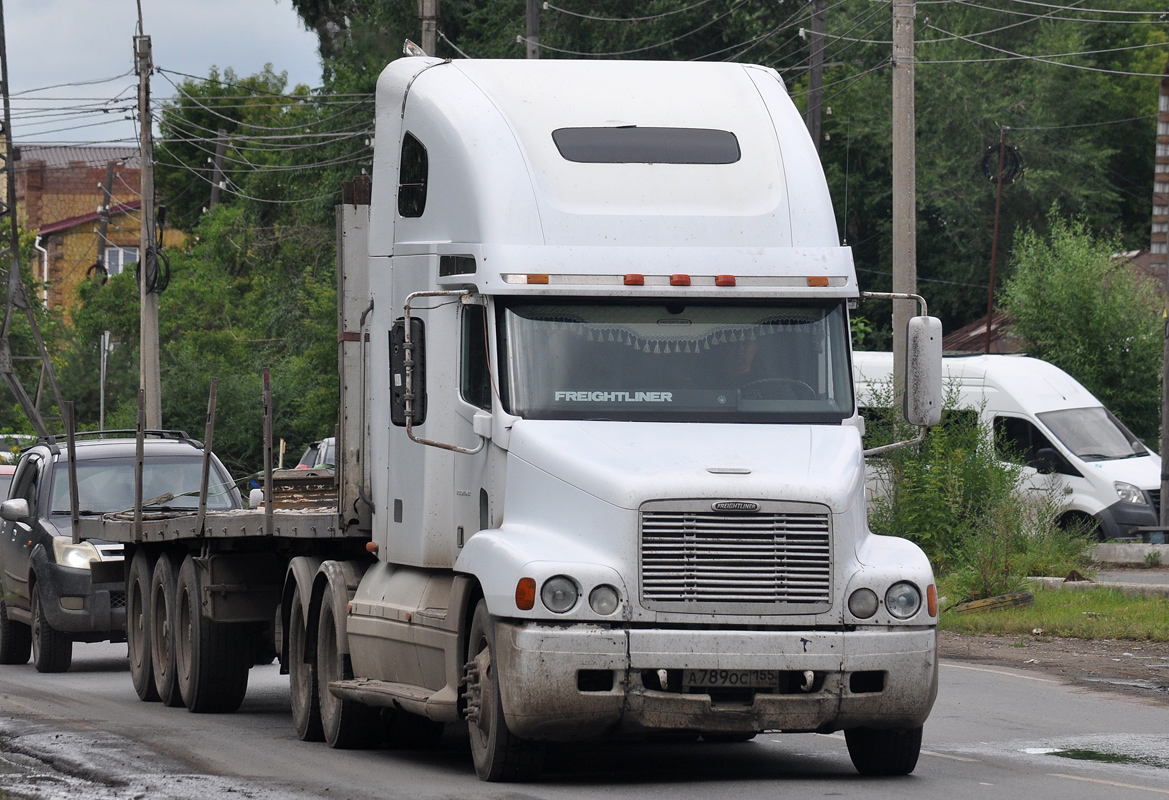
[[398, 132, 428, 218], [497, 300, 852, 423], [461, 304, 491, 410], [994, 416, 1059, 470]]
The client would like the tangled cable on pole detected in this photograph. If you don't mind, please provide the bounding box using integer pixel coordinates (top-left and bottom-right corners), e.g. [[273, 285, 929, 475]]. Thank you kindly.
[[136, 205, 170, 294]]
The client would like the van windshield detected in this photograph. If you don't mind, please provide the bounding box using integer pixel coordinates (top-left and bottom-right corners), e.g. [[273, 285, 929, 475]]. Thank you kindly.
[[1036, 407, 1147, 462], [498, 300, 853, 423]]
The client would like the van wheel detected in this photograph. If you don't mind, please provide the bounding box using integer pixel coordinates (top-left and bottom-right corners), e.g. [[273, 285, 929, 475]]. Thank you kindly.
[[127, 549, 158, 700], [150, 553, 183, 707], [316, 588, 380, 748], [464, 599, 544, 782], [175, 555, 250, 713], [845, 725, 922, 776], [0, 596, 31, 665], [1059, 512, 1103, 542], [289, 589, 323, 741], [31, 587, 72, 673]]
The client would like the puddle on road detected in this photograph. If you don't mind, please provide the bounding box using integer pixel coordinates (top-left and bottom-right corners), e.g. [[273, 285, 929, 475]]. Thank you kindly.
[[1019, 736, 1169, 771]]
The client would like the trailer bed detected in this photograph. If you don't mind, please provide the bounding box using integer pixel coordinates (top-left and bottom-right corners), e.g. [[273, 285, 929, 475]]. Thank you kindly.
[[75, 507, 349, 544]]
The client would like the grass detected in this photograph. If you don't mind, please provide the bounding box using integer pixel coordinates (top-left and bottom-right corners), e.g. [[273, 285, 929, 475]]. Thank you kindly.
[[938, 582, 1169, 642]]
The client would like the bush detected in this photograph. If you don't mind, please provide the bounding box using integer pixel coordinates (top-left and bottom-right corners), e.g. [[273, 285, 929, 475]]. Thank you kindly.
[[863, 378, 1092, 599]]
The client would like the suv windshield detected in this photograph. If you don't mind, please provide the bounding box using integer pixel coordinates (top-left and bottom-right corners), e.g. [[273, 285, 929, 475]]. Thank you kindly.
[[498, 300, 853, 423], [49, 456, 237, 514], [1036, 407, 1147, 462]]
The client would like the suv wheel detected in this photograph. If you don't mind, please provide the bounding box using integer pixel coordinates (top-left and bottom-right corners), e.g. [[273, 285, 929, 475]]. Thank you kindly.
[[31, 587, 72, 673]]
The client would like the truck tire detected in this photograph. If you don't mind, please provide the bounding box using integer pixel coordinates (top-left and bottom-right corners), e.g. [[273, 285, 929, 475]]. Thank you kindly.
[[31, 587, 72, 673], [464, 600, 544, 782], [316, 589, 380, 748], [175, 555, 250, 713], [127, 549, 159, 700], [289, 589, 323, 741], [150, 553, 183, 707], [845, 725, 923, 776], [0, 596, 31, 665]]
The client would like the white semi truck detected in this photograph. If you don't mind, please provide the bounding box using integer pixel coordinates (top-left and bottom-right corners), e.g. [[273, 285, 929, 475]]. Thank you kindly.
[[71, 56, 944, 782]]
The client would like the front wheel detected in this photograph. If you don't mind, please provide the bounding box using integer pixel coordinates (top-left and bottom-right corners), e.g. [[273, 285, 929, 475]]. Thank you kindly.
[[31, 587, 72, 673], [464, 600, 544, 782], [845, 725, 923, 776]]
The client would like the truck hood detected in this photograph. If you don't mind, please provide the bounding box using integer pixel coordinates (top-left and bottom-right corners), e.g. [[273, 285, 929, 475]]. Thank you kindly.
[[506, 419, 863, 514]]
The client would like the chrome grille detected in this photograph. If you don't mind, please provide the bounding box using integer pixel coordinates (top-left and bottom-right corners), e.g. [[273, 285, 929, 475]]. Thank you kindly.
[[640, 501, 831, 612]]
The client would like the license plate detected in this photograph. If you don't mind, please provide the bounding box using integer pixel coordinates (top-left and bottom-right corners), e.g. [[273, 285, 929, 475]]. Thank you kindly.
[[683, 669, 780, 688]]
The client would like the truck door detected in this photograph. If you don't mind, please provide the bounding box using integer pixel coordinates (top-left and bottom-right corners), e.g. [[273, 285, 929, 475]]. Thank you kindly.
[[453, 302, 498, 549], [1, 454, 42, 611]]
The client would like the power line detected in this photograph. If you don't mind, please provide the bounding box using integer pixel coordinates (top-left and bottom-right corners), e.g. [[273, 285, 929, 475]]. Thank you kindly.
[[10, 70, 136, 97], [541, 0, 718, 22], [531, 0, 753, 56], [946, 0, 1169, 25]]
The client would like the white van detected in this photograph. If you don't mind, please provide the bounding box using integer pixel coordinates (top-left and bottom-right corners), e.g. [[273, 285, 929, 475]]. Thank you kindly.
[[853, 352, 1161, 540]]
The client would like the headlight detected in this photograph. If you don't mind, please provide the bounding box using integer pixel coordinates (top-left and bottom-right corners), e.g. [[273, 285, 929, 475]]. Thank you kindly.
[[848, 588, 879, 619], [52, 539, 99, 570], [589, 585, 620, 615], [540, 575, 579, 613], [1115, 481, 1148, 505], [885, 582, 922, 620]]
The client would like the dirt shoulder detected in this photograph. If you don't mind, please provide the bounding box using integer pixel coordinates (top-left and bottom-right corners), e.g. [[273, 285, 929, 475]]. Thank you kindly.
[[939, 630, 1169, 704]]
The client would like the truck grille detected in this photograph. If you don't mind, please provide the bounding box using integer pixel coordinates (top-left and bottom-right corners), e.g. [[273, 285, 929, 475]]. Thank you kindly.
[[640, 500, 832, 613]]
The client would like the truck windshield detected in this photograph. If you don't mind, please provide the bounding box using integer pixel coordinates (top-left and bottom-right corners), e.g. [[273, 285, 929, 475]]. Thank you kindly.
[[1036, 407, 1147, 462], [49, 457, 237, 514], [498, 300, 853, 423]]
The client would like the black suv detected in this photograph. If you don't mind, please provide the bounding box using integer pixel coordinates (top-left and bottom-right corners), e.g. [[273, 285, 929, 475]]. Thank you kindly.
[[0, 433, 242, 672]]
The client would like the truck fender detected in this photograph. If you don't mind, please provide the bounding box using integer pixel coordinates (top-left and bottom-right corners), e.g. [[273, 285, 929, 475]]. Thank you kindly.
[[279, 556, 324, 674], [305, 559, 367, 662]]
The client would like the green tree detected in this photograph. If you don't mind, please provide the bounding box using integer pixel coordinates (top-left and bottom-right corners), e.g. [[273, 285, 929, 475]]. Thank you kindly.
[[1001, 210, 1162, 443]]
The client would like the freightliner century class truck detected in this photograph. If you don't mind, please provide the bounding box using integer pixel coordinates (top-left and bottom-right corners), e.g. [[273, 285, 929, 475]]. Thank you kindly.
[[65, 55, 945, 782]]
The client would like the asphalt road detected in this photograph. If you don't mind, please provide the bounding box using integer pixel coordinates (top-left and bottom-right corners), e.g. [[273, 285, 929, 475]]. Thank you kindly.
[[1, 642, 1168, 799]]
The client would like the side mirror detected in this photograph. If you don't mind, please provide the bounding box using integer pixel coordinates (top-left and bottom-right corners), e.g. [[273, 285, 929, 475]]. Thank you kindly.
[[904, 315, 943, 427], [390, 317, 427, 427], [1, 498, 30, 522], [1033, 447, 1061, 475]]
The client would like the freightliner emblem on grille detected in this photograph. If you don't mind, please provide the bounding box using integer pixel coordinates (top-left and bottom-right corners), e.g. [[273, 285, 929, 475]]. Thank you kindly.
[[711, 501, 759, 512]]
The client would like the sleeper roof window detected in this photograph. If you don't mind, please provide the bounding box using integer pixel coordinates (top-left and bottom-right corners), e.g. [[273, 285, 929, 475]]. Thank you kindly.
[[551, 127, 741, 164]]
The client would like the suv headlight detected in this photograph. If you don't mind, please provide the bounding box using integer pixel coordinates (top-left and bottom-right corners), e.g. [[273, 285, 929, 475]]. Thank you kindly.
[[52, 539, 100, 570], [1115, 481, 1148, 505]]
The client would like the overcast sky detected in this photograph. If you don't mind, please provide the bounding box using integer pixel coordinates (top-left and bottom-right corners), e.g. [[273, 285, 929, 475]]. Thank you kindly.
[[7, 0, 323, 144]]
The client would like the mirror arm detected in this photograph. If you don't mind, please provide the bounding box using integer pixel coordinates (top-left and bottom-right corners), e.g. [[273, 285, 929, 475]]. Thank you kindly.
[[863, 425, 927, 458], [862, 291, 928, 318], [403, 289, 486, 456]]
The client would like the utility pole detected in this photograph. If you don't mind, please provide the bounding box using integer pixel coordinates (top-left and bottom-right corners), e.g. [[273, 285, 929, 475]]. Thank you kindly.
[[890, 0, 917, 399], [96, 161, 114, 273], [984, 127, 1007, 355], [421, 0, 439, 57], [1154, 58, 1169, 527], [136, 30, 162, 429], [209, 128, 226, 208], [805, 0, 825, 151], [526, 0, 540, 59]]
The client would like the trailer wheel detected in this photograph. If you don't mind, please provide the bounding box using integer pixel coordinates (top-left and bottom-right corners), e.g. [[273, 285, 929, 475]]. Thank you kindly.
[[31, 586, 72, 673], [127, 549, 158, 700], [150, 553, 183, 707], [175, 555, 249, 713], [289, 589, 323, 741], [464, 600, 544, 782], [845, 725, 923, 776], [317, 589, 380, 748], [0, 596, 31, 665]]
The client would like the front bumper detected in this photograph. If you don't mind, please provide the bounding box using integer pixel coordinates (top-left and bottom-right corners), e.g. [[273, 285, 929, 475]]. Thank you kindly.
[[1096, 499, 1158, 540], [493, 621, 937, 741], [30, 546, 125, 636]]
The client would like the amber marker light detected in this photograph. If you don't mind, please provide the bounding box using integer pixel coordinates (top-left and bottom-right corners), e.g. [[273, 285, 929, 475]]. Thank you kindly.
[[365, 541, 378, 554], [516, 577, 537, 610], [927, 584, 938, 617], [526, 274, 549, 284], [806, 276, 830, 287], [670, 274, 691, 286], [624, 274, 645, 286], [715, 274, 736, 287]]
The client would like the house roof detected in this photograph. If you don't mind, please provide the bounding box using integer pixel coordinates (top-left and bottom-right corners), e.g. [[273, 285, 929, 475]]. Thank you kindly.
[[941, 309, 1022, 355], [38, 200, 141, 236], [15, 144, 140, 169]]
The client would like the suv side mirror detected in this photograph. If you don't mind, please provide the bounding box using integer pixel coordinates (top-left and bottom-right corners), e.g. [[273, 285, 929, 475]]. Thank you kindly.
[[904, 315, 943, 427], [390, 317, 427, 427], [1, 498, 30, 521]]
